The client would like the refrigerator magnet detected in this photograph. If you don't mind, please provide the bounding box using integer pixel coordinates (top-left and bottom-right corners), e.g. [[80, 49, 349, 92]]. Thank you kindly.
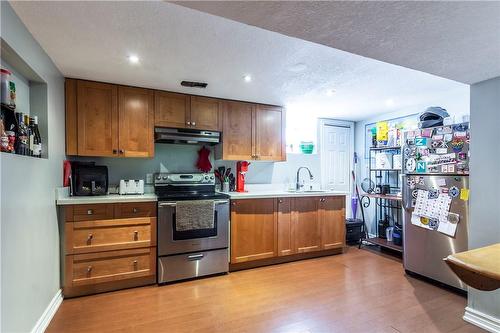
[[421, 129, 433, 138], [416, 161, 427, 173], [449, 186, 460, 198], [444, 134, 453, 142], [428, 189, 440, 199], [429, 218, 439, 230], [448, 164, 456, 173], [460, 188, 470, 201], [451, 139, 464, 152], [435, 148, 448, 155], [406, 158, 416, 172], [441, 188, 449, 194], [415, 137, 427, 146]]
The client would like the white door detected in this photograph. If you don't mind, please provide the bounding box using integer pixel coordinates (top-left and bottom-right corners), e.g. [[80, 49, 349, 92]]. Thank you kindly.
[[321, 125, 351, 193]]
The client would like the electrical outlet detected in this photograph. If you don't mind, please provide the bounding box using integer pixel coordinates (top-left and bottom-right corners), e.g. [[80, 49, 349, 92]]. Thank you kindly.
[[146, 173, 153, 184]]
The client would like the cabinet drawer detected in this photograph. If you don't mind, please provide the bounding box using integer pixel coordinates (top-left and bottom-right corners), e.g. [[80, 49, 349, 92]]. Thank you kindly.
[[114, 202, 156, 218], [70, 204, 114, 222], [66, 217, 156, 254], [66, 247, 156, 287]]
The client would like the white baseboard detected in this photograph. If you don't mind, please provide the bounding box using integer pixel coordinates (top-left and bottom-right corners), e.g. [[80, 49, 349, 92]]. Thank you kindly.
[[31, 289, 63, 333], [463, 306, 500, 333]]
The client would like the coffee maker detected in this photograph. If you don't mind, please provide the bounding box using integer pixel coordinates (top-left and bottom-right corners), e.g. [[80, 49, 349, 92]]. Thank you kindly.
[[236, 161, 250, 192]]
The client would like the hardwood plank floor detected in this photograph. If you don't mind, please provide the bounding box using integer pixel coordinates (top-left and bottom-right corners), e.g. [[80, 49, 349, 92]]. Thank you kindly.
[[47, 247, 483, 333]]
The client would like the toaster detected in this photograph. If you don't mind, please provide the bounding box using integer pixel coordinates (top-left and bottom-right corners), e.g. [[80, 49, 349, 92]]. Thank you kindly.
[[119, 179, 145, 195]]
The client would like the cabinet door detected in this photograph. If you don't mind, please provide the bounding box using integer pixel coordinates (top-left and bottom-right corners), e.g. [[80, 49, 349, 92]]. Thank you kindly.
[[292, 197, 321, 253], [254, 105, 285, 161], [118, 86, 154, 157], [221, 101, 254, 160], [277, 198, 294, 256], [190, 96, 221, 131], [230, 199, 277, 263], [77, 80, 118, 156], [154, 91, 190, 128], [320, 196, 346, 250]]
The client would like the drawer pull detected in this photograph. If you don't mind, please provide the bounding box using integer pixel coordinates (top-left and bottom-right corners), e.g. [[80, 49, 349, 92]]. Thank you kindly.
[[87, 234, 93, 244], [87, 266, 92, 276], [187, 254, 204, 261], [320, 198, 326, 202], [87, 209, 93, 215], [133, 231, 139, 241], [191, 121, 196, 126], [132, 208, 138, 213], [133, 260, 138, 270], [278, 199, 283, 204]]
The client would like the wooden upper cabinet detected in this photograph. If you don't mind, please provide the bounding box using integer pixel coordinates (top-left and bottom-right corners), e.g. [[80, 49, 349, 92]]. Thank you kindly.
[[320, 196, 346, 250], [292, 197, 322, 253], [190, 96, 221, 131], [230, 199, 277, 263], [76, 80, 118, 157], [277, 198, 294, 256], [118, 86, 154, 157], [220, 101, 254, 160], [154, 91, 190, 128], [255, 105, 285, 161]]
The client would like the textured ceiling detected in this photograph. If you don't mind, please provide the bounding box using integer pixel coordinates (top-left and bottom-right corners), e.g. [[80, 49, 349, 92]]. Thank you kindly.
[[11, 1, 467, 121], [178, 1, 500, 84]]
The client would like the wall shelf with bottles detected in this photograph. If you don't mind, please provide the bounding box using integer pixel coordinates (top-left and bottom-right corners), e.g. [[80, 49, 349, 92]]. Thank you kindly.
[[1, 38, 47, 159]]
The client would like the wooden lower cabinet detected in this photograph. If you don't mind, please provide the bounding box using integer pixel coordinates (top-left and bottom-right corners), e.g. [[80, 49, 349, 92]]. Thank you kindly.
[[60, 202, 157, 297], [292, 197, 322, 253], [230, 196, 346, 267], [320, 196, 346, 250], [230, 199, 277, 263], [277, 198, 294, 256]]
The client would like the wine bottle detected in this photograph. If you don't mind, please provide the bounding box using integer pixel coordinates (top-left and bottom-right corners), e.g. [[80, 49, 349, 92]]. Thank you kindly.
[[32, 116, 42, 158], [25, 115, 33, 156], [15, 112, 28, 155]]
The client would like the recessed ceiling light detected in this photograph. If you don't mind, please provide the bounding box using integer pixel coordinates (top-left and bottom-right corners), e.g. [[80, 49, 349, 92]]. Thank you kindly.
[[326, 89, 336, 96], [385, 98, 395, 107], [128, 55, 139, 64], [243, 74, 252, 82]]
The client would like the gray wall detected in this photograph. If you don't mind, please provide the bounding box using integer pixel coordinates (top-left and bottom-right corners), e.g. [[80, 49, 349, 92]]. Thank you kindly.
[[468, 76, 500, 320], [0, 2, 65, 332]]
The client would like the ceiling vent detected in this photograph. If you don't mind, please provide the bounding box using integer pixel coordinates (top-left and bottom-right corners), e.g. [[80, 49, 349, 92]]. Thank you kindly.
[[181, 80, 208, 88]]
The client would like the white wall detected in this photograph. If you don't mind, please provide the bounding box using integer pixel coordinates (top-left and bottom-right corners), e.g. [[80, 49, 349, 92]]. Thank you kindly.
[[0, 2, 65, 332], [467, 76, 500, 327], [354, 87, 470, 234]]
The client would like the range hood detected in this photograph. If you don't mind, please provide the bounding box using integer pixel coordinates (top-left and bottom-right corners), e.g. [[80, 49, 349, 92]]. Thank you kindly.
[[154, 127, 221, 145]]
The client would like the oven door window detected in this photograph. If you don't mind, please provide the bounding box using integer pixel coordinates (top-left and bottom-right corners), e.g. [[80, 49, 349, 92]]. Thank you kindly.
[[172, 211, 218, 240]]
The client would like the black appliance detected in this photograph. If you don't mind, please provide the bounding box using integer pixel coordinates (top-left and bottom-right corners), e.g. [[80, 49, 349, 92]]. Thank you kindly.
[[345, 218, 364, 245], [71, 162, 108, 196], [154, 127, 220, 145], [155, 173, 230, 284]]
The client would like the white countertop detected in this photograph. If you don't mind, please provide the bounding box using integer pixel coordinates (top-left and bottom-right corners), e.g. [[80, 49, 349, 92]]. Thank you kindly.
[[220, 190, 348, 199], [55, 188, 157, 205]]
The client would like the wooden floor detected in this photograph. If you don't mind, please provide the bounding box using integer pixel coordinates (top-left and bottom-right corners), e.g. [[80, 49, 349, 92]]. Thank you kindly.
[[47, 247, 483, 333]]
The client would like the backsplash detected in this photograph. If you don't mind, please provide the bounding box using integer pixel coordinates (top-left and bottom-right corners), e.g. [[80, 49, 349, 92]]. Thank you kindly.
[[70, 144, 215, 185]]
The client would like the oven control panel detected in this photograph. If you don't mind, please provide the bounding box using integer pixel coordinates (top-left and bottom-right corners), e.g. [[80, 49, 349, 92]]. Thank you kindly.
[[154, 173, 215, 185]]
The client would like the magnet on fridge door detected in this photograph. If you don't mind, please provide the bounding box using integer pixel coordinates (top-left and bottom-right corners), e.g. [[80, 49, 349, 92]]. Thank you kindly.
[[436, 126, 453, 135], [453, 123, 468, 132], [448, 164, 455, 173], [441, 165, 449, 173], [406, 158, 416, 172], [418, 177, 425, 185], [451, 139, 464, 153], [416, 161, 427, 173], [412, 189, 419, 199], [421, 217, 430, 225], [421, 129, 433, 138], [460, 188, 470, 201], [429, 218, 439, 230], [415, 137, 427, 146], [458, 152, 467, 160], [435, 148, 448, 155], [449, 186, 460, 198], [447, 212, 460, 224], [441, 188, 449, 194], [428, 189, 440, 199], [444, 134, 453, 142]]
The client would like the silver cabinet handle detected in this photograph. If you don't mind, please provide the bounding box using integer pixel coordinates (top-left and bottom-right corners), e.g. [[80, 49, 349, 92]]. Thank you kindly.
[[87, 209, 93, 215], [278, 199, 283, 204], [187, 254, 204, 261], [319, 198, 326, 202], [187, 121, 191, 125], [192, 121, 196, 126]]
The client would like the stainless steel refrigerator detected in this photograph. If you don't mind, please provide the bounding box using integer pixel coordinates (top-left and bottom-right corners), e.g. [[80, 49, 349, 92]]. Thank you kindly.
[[402, 123, 469, 291]]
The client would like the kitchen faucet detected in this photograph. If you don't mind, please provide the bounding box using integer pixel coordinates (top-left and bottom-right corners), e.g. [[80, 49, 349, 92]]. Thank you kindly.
[[296, 167, 314, 191]]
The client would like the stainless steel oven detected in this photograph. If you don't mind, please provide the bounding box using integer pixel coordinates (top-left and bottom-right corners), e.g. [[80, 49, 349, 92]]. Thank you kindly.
[[157, 199, 229, 256], [155, 173, 230, 284]]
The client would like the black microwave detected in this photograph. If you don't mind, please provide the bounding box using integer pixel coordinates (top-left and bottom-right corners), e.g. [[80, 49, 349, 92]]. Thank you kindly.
[[71, 163, 108, 196]]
